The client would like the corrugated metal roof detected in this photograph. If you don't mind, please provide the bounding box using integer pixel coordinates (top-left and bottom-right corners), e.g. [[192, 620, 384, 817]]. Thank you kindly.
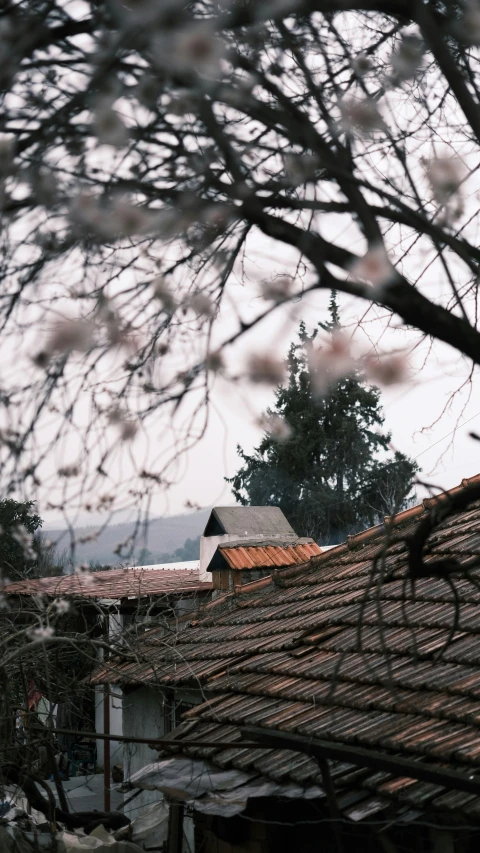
[[4, 567, 212, 600], [220, 541, 322, 569], [93, 475, 480, 820]]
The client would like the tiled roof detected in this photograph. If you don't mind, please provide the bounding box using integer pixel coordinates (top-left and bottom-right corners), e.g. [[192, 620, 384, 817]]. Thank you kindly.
[[93, 475, 480, 819], [219, 539, 322, 569], [4, 567, 212, 600]]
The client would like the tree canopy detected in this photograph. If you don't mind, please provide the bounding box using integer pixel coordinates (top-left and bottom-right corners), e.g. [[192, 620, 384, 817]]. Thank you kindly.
[[0, 0, 478, 538], [228, 302, 418, 542]]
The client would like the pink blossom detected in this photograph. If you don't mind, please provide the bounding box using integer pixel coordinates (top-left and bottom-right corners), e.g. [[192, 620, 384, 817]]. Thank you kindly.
[[247, 354, 286, 385], [261, 275, 294, 303], [28, 625, 55, 642], [364, 353, 409, 386], [349, 245, 397, 294], [339, 98, 385, 135], [258, 414, 293, 443], [94, 105, 129, 148], [307, 332, 355, 396]]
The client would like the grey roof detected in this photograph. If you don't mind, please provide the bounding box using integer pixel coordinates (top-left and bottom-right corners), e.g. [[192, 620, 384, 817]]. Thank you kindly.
[[219, 537, 312, 549], [203, 506, 297, 537]]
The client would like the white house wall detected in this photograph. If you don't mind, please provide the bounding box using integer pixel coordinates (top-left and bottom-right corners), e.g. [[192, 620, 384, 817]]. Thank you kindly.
[[122, 686, 166, 819]]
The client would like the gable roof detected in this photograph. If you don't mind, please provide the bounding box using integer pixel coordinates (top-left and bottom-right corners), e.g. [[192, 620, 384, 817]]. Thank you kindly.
[[3, 566, 211, 601], [219, 539, 322, 569], [93, 475, 480, 821], [203, 506, 296, 537]]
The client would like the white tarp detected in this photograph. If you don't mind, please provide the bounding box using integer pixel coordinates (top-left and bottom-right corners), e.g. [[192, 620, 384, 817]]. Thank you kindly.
[[129, 757, 325, 817]]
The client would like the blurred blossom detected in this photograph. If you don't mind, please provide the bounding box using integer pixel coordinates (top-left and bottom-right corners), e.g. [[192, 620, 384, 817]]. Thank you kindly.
[[167, 92, 198, 117], [71, 192, 163, 238], [52, 598, 70, 616], [259, 413, 293, 443], [94, 105, 129, 148], [70, 191, 105, 234], [31, 169, 58, 207], [108, 405, 138, 441], [339, 98, 385, 135], [36, 317, 95, 366], [247, 354, 286, 385], [58, 464, 80, 478], [261, 275, 294, 303], [283, 154, 320, 185], [206, 350, 224, 373], [120, 419, 138, 441], [153, 275, 177, 313], [202, 204, 233, 231], [364, 353, 409, 386], [28, 625, 55, 642], [425, 156, 464, 205], [307, 332, 355, 397], [74, 564, 94, 586], [389, 34, 424, 84], [0, 137, 13, 177], [190, 292, 214, 317], [350, 53, 373, 75], [137, 74, 163, 110], [155, 23, 223, 77], [12, 525, 36, 561], [458, 0, 480, 44], [349, 245, 397, 294], [109, 198, 160, 237], [108, 0, 175, 25]]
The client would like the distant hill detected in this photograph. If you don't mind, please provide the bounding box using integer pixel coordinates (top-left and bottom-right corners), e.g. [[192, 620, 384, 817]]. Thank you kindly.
[[48, 509, 211, 566]]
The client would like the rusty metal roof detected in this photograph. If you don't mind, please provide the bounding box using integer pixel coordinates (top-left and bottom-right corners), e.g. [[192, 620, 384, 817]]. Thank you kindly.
[[219, 540, 322, 569], [4, 567, 212, 600], [92, 475, 480, 820]]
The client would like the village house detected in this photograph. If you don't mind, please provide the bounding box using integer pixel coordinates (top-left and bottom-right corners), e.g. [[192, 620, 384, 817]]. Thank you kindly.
[[92, 475, 480, 853], [3, 560, 212, 771], [91, 506, 321, 822]]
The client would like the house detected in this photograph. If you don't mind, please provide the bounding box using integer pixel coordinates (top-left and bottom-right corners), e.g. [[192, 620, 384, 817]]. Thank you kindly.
[[93, 476, 480, 852], [3, 561, 212, 768], [90, 508, 320, 820]]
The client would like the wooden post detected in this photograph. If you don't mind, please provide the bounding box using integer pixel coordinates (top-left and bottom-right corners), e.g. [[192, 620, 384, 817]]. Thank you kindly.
[[167, 799, 184, 853], [103, 683, 111, 812]]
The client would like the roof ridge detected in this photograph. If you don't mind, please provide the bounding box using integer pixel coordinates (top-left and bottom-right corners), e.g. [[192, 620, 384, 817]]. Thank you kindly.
[[292, 473, 480, 578]]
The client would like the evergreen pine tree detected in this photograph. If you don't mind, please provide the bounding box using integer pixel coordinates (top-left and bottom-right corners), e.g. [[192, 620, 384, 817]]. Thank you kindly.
[[227, 297, 418, 543]]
